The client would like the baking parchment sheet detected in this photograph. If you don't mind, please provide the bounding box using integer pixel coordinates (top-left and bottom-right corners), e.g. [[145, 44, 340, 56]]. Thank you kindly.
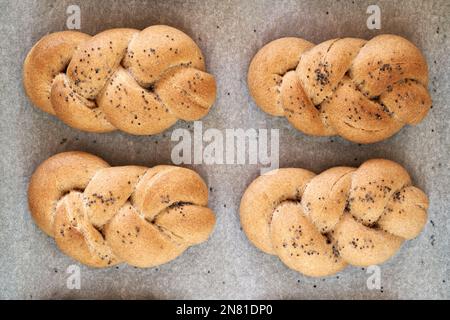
[[0, 0, 448, 299]]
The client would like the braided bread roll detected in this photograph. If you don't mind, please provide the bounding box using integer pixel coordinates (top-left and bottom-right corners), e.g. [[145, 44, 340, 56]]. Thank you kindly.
[[28, 152, 215, 268], [248, 35, 432, 143], [23, 25, 216, 135], [240, 159, 428, 277]]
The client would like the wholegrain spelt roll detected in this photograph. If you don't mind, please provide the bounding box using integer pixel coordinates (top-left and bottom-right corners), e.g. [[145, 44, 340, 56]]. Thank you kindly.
[[248, 35, 432, 143], [28, 151, 216, 268], [23, 25, 216, 135], [240, 159, 428, 277]]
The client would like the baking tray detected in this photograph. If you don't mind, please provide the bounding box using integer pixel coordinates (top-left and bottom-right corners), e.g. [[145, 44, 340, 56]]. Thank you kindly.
[[0, 0, 448, 299]]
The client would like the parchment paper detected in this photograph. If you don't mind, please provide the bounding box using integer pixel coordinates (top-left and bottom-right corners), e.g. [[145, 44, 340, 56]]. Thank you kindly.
[[0, 0, 448, 299]]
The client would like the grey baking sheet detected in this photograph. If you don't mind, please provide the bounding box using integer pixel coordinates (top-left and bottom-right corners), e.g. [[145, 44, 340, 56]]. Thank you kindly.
[[0, 0, 448, 299]]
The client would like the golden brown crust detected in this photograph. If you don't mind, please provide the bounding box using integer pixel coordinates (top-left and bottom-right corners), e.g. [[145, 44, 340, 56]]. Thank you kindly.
[[240, 159, 428, 277], [248, 35, 432, 143], [248, 37, 314, 116], [240, 168, 315, 254], [28, 151, 216, 268], [23, 31, 92, 115], [23, 25, 216, 135]]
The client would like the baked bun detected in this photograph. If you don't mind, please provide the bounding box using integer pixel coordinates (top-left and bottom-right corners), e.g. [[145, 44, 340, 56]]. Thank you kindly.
[[240, 159, 428, 277], [248, 35, 431, 143], [23, 25, 216, 135], [28, 151, 215, 268]]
